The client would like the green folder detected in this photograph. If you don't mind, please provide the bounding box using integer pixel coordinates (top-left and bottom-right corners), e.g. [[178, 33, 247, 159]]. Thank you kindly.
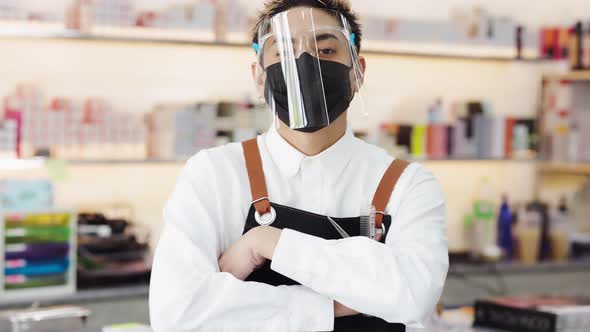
[[5, 226, 70, 244]]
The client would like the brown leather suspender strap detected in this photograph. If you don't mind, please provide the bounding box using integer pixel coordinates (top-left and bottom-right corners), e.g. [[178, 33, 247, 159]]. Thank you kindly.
[[371, 159, 411, 228], [242, 138, 271, 216], [243, 137, 408, 224]]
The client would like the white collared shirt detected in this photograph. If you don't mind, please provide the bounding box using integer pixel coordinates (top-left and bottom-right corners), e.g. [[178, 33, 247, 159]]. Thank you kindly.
[[149, 125, 449, 332]]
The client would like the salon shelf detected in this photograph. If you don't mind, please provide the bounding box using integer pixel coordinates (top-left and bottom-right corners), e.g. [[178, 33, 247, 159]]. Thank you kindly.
[[538, 162, 590, 175], [0, 158, 47, 171], [0, 158, 182, 171], [0, 284, 149, 309], [1, 261, 588, 308], [0, 28, 549, 63], [0, 158, 541, 170], [448, 259, 590, 276], [544, 70, 590, 82], [66, 159, 184, 165], [0, 28, 252, 49], [418, 158, 537, 163], [75, 158, 535, 164]]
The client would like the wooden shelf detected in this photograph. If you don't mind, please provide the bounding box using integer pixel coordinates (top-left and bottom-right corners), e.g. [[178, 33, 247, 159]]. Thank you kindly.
[[544, 70, 590, 82], [539, 162, 590, 175], [0, 158, 182, 170], [0, 284, 149, 309], [0, 29, 549, 63], [0, 158, 46, 171], [66, 159, 182, 165], [0, 158, 540, 170], [449, 259, 590, 276], [419, 158, 536, 163]]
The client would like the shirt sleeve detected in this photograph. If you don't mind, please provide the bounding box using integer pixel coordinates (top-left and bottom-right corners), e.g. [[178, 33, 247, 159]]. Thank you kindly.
[[270, 163, 449, 328], [149, 151, 335, 332]]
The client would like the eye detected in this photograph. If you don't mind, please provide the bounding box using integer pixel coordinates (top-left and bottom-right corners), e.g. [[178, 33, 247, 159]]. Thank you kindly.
[[319, 48, 335, 55]]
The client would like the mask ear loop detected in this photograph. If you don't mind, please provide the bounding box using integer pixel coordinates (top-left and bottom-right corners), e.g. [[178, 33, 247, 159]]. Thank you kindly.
[[342, 16, 367, 119], [252, 42, 265, 70]]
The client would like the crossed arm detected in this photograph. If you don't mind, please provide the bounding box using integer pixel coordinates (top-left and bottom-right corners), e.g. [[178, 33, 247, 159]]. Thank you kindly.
[[218, 226, 359, 317], [149, 154, 448, 332]]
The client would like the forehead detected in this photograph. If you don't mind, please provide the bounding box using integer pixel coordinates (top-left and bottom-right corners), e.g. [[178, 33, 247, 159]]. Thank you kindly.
[[275, 7, 342, 31]]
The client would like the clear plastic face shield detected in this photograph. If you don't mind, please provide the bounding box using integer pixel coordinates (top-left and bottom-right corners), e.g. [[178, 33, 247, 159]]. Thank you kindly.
[[253, 7, 367, 132]]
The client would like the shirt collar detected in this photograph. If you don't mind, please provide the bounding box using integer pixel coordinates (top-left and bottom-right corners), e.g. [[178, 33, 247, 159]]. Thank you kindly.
[[264, 124, 356, 178]]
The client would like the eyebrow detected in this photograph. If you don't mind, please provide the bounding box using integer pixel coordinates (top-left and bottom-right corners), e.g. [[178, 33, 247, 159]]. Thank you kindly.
[[314, 33, 340, 42], [269, 32, 340, 46]]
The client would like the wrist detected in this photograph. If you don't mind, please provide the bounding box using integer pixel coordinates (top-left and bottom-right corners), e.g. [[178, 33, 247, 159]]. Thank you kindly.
[[249, 226, 282, 260], [334, 301, 359, 318]]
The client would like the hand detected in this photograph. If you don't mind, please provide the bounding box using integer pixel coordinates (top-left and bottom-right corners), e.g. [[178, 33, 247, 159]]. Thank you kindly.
[[334, 301, 359, 317], [219, 226, 282, 280]]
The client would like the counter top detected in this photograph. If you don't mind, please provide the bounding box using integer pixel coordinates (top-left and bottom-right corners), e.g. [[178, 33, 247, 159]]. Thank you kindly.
[[0, 284, 149, 309], [448, 259, 590, 276], [1, 260, 589, 309]]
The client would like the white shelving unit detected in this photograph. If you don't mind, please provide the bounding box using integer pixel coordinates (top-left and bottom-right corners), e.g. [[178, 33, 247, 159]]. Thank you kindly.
[[0, 23, 549, 62]]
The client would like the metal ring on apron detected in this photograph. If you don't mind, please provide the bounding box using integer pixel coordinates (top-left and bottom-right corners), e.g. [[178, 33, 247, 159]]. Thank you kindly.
[[377, 222, 387, 238], [255, 206, 277, 226]]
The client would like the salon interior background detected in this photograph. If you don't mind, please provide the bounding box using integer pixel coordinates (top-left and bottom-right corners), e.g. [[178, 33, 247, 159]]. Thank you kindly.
[[1, 0, 589, 250]]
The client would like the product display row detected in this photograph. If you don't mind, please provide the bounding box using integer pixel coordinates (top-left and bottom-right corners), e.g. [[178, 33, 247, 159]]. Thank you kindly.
[[147, 101, 269, 160], [0, 83, 269, 160], [377, 100, 537, 160], [0, 1, 549, 58], [458, 179, 590, 265]]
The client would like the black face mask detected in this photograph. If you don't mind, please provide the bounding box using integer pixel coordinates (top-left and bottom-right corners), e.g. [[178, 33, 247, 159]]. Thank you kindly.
[[264, 53, 354, 133]]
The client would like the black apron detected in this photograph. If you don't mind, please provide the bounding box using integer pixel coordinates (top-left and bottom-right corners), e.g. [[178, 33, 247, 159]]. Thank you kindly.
[[241, 138, 409, 332]]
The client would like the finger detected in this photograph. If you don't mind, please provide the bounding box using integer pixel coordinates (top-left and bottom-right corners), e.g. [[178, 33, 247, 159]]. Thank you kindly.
[[218, 256, 227, 272]]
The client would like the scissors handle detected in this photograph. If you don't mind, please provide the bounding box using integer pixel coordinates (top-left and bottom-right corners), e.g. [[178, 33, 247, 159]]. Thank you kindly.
[[327, 216, 350, 238]]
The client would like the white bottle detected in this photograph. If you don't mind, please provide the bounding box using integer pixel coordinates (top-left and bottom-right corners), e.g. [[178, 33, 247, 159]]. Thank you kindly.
[[568, 124, 580, 162], [472, 177, 500, 260]]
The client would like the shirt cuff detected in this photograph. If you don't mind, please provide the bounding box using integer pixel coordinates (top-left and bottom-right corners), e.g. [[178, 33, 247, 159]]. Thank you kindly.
[[271, 228, 328, 288], [285, 285, 334, 331]]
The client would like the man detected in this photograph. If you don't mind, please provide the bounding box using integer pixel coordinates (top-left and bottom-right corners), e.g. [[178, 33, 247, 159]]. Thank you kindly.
[[149, 1, 448, 331]]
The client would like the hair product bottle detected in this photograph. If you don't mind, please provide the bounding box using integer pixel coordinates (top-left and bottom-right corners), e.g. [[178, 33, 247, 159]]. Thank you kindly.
[[497, 195, 514, 260], [583, 23, 590, 68], [569, 22, 583, 70]]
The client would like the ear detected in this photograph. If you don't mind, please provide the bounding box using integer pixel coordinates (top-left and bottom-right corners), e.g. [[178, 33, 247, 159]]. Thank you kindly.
[[251, 61, 265, 98], [351, 56, 367, 92], [358, 55, 366, 76]]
